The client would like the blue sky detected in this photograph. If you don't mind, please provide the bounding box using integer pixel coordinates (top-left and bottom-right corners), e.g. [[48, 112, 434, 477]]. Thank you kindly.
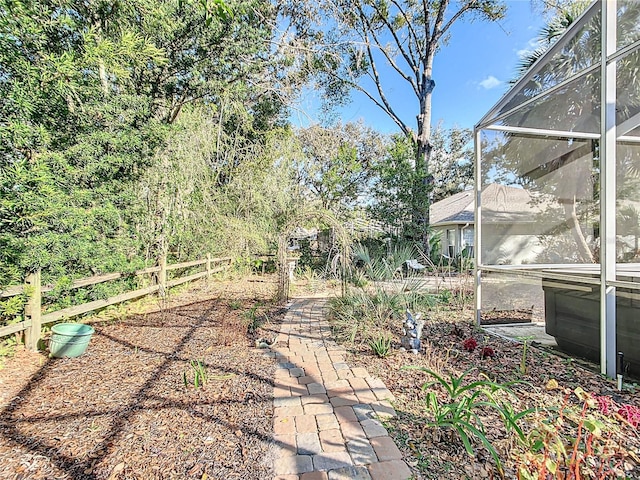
[[294, 1, 547, 134]]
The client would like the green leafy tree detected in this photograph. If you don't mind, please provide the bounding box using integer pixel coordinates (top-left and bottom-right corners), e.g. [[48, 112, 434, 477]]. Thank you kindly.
[[369, 134, 417, 237], [0, 0, 164, 282], [294, 121, 386, 215], [135, 104, 304, 261], [0, 0, 291, 284], [369, 126, 472, 237], [429, 126, 474, 203]]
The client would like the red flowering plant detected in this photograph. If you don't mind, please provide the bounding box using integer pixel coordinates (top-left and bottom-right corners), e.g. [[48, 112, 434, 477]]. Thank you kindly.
[[595, 395, 614, 415], [480, 346, 495, 359], [462, 337, 477, 352]]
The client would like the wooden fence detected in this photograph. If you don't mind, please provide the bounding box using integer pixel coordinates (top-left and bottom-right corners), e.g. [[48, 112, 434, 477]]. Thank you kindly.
[[0, 254, 232, 351]]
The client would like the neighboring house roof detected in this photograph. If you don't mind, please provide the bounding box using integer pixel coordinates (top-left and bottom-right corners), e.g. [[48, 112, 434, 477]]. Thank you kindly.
[[430, 190, 475, 225], [483, 183, 547, 222], [430, 184, 546, 226]]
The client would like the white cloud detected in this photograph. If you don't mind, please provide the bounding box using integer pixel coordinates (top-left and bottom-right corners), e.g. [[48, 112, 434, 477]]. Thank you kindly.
[[479, 75, 502, 90], [516, 38, 541, 59]]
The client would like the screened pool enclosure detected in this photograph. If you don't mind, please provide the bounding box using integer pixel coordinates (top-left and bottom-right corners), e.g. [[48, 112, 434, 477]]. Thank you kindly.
[[474, 0, 640, 378]]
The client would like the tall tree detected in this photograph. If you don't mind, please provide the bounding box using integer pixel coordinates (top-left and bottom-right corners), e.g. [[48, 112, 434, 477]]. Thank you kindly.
[[280, 0, 506, 249]]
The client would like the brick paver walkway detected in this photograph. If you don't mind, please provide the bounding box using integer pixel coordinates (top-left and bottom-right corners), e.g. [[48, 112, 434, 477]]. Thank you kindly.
[[267, 298, 413, 480]]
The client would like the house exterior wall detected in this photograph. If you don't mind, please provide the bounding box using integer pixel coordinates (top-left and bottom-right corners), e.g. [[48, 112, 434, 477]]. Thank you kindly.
[[433, 221, 545, 264], [482, 232, 542, 265]]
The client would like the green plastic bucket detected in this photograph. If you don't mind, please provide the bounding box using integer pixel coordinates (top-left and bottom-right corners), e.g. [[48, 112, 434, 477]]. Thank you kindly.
[[49, 323, 95, 358]]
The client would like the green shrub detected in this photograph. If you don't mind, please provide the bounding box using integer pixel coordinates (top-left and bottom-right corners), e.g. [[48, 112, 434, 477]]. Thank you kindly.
[[329, 285, 439, 344], [244, 304, 264, 333], [351, 242, 415, 281]]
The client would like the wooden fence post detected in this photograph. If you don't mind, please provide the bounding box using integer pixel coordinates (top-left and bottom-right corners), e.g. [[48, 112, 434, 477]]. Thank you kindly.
[[24, 269, 42, 351], [158, 254, 167, 297], [206, 253, 212, 279]]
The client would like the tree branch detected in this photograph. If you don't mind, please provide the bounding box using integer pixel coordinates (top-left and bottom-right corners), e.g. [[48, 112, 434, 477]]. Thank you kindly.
[[422, 0, 431, 47], [360, 39, 411, 137], [436, 0, 477, 45], [357, 13, 419, 97], [389, 0, 420, 64], [364, 2, 419, 82]]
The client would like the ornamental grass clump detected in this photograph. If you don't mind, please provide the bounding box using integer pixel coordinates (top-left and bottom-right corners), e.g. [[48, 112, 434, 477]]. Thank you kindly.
[[328, 285, 437, 344], [183, 359, 208, 389], [368, 334, 392, 358]]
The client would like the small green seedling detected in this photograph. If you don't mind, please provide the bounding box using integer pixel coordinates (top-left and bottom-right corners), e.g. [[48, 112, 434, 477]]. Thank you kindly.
[[517, 335, 535, 375], [184, 359, 208, 389]]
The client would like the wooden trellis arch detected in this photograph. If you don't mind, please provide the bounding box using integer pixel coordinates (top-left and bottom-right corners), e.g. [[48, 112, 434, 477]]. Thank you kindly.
[[276, 211, 351, 303]]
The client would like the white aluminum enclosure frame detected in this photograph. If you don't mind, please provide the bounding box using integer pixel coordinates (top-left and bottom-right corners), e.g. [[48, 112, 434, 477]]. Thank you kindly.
[[474, 0, 640, 378]]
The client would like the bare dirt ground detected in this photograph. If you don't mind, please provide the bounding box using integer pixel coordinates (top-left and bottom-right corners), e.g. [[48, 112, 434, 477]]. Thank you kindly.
[[0, 276, 284, 480]]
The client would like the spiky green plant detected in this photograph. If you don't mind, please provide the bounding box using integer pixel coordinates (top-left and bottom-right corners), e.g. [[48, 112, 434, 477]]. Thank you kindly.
[[184, 359, 208, 389], [369, 334, 392, 357], [352, 242, 416, 281], [244, 305, 264, 333], [329, 282, 439, 344], [404, 367, 530, 474]]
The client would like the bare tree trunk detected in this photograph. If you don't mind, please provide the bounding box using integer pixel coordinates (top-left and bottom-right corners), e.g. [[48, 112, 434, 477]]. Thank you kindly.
[[413, 59, 436, 252], [562, 197, 595, 262]]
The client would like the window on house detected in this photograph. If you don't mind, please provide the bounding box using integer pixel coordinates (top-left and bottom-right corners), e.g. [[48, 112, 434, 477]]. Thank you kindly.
[[446, 229, 455, 257], [462, 227, 474, 257], [462, 227, 474, 248]]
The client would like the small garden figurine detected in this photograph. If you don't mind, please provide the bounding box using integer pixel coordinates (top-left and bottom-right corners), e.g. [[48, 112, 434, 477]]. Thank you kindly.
[[401, 309, 425, 354]]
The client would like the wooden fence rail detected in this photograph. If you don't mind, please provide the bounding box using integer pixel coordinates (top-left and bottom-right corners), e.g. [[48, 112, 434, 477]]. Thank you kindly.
[[0, 255, 232, 350]]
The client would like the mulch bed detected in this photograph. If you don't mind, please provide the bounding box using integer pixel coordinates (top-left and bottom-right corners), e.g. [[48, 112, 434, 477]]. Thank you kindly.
[[0, 277, 285, 480], [344, 308, 640, 479], [3, 277, 639, 480], [481, 309, 534, 325]]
